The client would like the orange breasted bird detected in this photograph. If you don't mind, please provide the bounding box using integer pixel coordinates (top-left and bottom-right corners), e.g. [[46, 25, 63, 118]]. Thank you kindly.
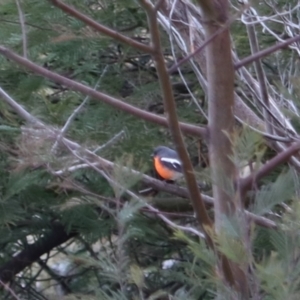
[[152, 146, 183, 182]]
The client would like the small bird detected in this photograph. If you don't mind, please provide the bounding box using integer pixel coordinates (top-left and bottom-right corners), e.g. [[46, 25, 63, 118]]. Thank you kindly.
[[152, 146, 183, 182]]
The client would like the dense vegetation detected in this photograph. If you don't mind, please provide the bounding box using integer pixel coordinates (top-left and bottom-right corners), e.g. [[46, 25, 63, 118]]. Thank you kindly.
[[0, 0, 300, 299]]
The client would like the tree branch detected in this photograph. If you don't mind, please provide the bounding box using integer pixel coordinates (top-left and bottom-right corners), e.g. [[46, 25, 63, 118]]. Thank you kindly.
[[49, 0, 154, 54], [240, 141, 300, 195], [139, 0, 214, 244], [0, 222, 77, 283], [0, 83, 276, 236], [200, 0, 249, 293], [0, 46, 206, 139], [245, 9, 272, 134], [235, 34, 300, 70]]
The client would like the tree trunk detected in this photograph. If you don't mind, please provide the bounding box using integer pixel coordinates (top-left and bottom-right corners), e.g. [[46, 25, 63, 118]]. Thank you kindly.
[[199, 0, 249, 297]]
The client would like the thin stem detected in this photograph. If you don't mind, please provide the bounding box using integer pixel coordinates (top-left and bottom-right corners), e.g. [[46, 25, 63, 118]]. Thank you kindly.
[[51, 66, 108, 153], [15, 0, 27, 58], [240, 141, 300, 195], [245, 8, 272, 134], [0, 87, 43, 126], [93, 130, 125, 153], [168, 15, 234, 74], [50, 0, 154, 54], [0, 281, 21, 300], [235, 34, 300, 70]]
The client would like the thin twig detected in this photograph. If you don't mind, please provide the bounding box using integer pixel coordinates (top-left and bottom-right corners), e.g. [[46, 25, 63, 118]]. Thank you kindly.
[[53, 129, 125, 174], [240, 141, 300, 195], [234, 34, 300, 70], [245, 8, 272, 132], [167, 3, 247, 74], [235, 116, 295, 143], [168, 16, 234, 74], [93, 130, 125, 153], [0, 87, 43, 126], [0, 18, 52, 31], [0, 280, 21, 300], [51, 66, 109, 153], [50, 0, 154, 54], [234, 52, 296, 134], [168, 4, 207, 119], [15, 0, 27, 58]]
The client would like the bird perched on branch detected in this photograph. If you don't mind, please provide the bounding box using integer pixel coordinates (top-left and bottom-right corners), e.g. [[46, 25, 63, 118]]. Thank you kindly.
[[152, 146, 183, 182], [138, 146, 183, 196]]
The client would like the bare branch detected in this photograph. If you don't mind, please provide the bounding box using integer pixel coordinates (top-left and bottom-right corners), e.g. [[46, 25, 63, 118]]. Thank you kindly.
[[245, 9, 272, 134], [240, 141, 300, 195], [167, 8, 207, 119], [168, 10, 238, 74], [0, 18, 52, 31], [0, 281, 21, 300], [93, 130, 125, 153], [157, 1, 266, 134], [0, 46, 206, 138], [51, 67, 108, 153], [168, 21, 229, 74], [139, 0, 214, 242], [0, 87, 43, 126], [0, 222, 77, 283], [49, 0, 154, 54], [235, 35, 300, 70]]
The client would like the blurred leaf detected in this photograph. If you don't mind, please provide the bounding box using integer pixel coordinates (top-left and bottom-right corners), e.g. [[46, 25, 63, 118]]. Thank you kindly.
[[118, 199, 146, 226], [130, 264, 144, 288], [230, 125, 265, 170], [252, 169, 295, 215]]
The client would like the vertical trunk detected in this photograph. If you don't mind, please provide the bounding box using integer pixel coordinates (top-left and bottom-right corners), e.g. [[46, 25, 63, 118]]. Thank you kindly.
[[198, 0, 249, 297], [205, 1, 236, 222]]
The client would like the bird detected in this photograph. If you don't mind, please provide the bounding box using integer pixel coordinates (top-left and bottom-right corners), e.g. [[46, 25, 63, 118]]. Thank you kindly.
[[152, 146, 183, 182]]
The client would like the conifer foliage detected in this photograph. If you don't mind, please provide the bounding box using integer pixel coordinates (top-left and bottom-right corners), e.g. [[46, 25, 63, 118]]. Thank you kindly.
[[0, 0, 300, 299]]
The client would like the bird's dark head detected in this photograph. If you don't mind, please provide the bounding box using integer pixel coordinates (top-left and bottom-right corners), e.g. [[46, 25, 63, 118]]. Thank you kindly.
[[152, 146, 169, 157]]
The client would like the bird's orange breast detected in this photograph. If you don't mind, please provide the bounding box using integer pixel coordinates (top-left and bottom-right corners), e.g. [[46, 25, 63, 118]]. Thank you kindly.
[[154, 156, 177, 180]]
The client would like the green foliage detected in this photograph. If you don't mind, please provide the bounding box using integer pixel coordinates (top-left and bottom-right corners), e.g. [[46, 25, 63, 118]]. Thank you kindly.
[[1, 0, 300, 299], [231, 125, 265, 168], [252, 169, 295, 215]]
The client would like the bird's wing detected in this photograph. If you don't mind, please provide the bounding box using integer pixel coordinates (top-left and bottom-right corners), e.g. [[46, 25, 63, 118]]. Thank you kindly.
[[160, 157, 182, 172]]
